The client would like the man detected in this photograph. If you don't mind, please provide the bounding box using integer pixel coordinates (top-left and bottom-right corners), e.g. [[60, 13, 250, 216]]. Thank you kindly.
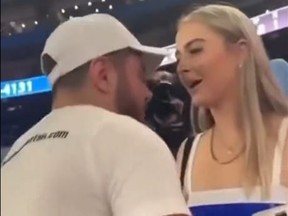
[[1, 14, 190, 216], [270, 58, 288, 96]]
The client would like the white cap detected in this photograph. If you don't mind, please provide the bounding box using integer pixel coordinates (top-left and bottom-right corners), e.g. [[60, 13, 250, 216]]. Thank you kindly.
[[41, 14, 168, 86]]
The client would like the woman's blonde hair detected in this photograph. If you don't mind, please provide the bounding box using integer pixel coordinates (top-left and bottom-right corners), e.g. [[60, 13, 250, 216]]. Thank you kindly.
[[179, 4, 288, 198]]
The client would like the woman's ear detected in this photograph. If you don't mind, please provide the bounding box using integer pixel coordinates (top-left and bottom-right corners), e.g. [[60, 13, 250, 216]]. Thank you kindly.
[[236, 39, 249, 66]]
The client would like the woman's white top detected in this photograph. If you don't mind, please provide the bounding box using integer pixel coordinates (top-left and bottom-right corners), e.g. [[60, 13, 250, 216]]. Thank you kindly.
[[178, 117, 288, 216]]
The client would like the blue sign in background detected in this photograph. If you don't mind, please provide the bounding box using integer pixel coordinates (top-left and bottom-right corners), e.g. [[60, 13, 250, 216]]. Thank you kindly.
[[1, 76, 52, 99]]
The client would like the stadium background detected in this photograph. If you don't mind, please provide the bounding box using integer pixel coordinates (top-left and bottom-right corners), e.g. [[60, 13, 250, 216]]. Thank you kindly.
[[1, 0, 288, 160]]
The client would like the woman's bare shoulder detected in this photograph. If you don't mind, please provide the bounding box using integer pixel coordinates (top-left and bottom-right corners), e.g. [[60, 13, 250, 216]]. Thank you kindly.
[[176, 130, 210, 167]]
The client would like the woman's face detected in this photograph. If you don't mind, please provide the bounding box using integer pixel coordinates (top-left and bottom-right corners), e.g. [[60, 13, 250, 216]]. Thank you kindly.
[[176, 21, 243, 108]]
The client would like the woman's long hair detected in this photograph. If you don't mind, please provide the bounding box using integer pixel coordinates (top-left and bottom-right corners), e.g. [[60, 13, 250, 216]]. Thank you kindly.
[[180, 4, 288, 199]]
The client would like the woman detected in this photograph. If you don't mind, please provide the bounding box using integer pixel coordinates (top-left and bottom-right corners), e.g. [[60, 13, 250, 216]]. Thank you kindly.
[[176, 4, 288, 216]]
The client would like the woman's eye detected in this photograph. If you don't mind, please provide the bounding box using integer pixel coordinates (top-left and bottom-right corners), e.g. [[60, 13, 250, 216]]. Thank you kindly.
[[189, 48, 203, 54]]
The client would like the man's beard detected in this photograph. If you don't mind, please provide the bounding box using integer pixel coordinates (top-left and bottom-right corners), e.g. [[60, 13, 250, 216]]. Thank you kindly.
[[115, 77, 145, 123]]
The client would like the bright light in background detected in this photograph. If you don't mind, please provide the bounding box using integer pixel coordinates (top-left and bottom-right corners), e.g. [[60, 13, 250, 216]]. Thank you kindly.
[[251, 17, 260, 25], [1, 5, 288, 100], [34, 21, 38, 25], [257, 23, 266, 35], [109, 4, 113, 10], [272, 11, 278, 19], [101, 0, 106, 2], [61, 9, 65, 13], [265, 9, 270, 14], [21, 23, 26, 28], [7, 107, 16, 112], [74, 5, 79, 10], [273, 19, 279, 29], [88, 1, 92, 6], [160, 5, 288, 66]]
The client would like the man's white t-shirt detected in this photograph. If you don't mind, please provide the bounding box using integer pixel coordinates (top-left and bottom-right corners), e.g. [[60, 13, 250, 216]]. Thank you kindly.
[[1, 105, 189, 216]]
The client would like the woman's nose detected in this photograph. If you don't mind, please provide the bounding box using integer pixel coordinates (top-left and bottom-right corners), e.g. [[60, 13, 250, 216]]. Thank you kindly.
[[177, 56, 193, 74], [177, 62, 191, 74]]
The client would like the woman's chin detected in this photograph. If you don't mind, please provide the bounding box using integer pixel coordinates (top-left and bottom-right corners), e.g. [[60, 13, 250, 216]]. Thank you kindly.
[[191, 96, 209, 107]]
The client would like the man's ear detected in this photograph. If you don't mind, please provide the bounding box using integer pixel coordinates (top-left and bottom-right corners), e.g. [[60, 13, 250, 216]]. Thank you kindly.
[[88, 57, 115, 94]]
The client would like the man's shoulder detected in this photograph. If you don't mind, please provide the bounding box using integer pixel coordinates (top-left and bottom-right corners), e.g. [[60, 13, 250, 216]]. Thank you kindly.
[[88, 113, 172, 167], [100, 113, 161, 142]]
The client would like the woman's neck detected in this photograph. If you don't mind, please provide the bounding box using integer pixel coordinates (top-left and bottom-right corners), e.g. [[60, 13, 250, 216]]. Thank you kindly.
[[210, 100, 244, 147], [209, 101, 283, 148]]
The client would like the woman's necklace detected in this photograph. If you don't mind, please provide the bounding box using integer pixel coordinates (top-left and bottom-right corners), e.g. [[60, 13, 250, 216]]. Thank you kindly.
[[210, 128, 245, 165]]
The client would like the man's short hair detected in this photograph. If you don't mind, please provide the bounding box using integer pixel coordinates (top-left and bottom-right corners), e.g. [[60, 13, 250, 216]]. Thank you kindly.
[[42, 54, 91, 99], [105, 48, 141, 68], [42, 48, 139, 98]]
